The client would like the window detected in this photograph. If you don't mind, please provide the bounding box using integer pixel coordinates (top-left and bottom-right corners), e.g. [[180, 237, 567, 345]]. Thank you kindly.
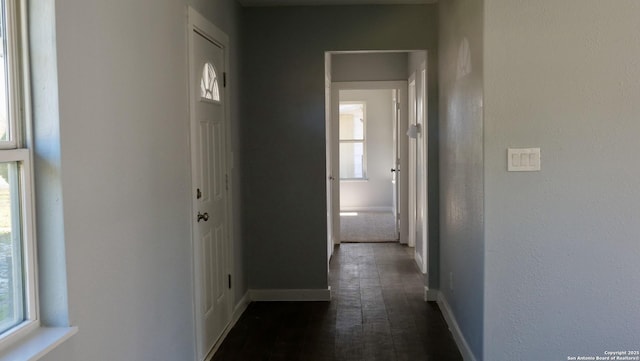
[[0, 0, 38, 343], [200, 62, 220, 102], [339, 102, 366, 179]]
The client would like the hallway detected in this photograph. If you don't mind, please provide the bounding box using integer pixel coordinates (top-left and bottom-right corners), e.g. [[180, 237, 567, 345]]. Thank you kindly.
[[339, 212, 398, 242], [212, 243, 461, 360]]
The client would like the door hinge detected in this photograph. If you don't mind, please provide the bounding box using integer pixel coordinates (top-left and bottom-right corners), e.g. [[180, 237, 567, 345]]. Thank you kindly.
[[223, 72, 227, 88], [225, 174, 229, 191], [228, 274, 232, 289]]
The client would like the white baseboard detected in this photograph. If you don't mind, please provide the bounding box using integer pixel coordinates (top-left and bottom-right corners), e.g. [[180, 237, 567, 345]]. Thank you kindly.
[[424, 286, 438, 301], [249, 288, 331, 301], [339, 206, 393, 213], [205, 291, 250, 361], [436, 292, 478, 361], [232, 291, 250, 323]]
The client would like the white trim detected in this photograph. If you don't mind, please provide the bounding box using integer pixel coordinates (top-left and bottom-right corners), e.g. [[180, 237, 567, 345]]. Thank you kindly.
[[0, 327, 77, 361], [414, 252, 425, 274], [232, 292, 250, 322], [424, 287, 438, 302], [339, 206, 393, 213], [249, 288, 332, 302], [188, 8, 229, 45], [332, 81, 409, 91], [1, 0, 22, 150], [437, 292, 478, 361], [324, 53, 335, 264], [418, 61, 429, 285], [203, 292, 250, 361], [0, 123, 40, 350], [241, 0, 437, 7], [407, 74, 416, 248]]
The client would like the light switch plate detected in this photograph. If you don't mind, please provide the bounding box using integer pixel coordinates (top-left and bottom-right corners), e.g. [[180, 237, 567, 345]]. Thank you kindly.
[[508, 148, 541, 171]]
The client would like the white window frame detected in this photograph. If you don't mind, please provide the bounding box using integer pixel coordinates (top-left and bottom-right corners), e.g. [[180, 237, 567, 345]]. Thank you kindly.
[[0, 0, 39, 348], [339, 101, 367, 180]]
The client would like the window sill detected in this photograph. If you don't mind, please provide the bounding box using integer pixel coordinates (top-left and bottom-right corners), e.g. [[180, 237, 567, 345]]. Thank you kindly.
[[0, 326, 78, 361]]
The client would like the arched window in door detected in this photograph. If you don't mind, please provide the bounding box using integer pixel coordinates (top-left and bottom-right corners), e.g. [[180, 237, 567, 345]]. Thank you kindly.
[[200, 62, 220, 102]]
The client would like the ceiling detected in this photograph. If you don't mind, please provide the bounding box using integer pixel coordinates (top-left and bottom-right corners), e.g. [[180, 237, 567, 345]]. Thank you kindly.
[[240, 0, 436, 8]]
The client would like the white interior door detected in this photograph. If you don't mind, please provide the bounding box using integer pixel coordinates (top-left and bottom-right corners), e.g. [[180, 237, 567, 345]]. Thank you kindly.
[[190, 23, 231, 360]]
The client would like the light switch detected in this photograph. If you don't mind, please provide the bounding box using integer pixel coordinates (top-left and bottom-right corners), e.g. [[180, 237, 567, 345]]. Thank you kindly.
[[508, 148, 541, 171], [512, 153, 520, 167]]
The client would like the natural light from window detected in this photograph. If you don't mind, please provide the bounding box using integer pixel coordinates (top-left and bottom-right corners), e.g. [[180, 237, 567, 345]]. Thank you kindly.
[[0, 0, 38, 342], [339, 102, 366, 180], [200, 62, 220, 102], [340, 212, 358, 217], [0, 163, 22, 334], [0, 7, 8, 142]]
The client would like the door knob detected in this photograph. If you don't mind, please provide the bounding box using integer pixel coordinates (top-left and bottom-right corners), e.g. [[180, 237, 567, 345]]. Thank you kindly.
[[197, 212, 209, 222]]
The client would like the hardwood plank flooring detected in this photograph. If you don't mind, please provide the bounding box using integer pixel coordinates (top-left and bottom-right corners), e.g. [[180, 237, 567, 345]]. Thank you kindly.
[[212, 243, 462, 361]]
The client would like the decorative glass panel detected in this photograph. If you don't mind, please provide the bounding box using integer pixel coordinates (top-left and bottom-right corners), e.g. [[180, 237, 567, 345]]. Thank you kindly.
[[200, 62, 220, 102]]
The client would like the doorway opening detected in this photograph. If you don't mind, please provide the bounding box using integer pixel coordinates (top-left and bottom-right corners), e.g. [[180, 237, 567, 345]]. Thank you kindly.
[[325, 50, 429, 283], [338, 90, 398, 243], [329, 80, 408, 249]]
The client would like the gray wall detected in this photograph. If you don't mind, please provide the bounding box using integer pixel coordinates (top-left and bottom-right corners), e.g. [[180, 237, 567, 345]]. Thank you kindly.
[[332, 52, 407, 82], [242, 5, 437, 290], [339, 89, 394, 211], [438, 0, 484, 359], [484, 0, 640, 359], [35, 0, 245, 360]]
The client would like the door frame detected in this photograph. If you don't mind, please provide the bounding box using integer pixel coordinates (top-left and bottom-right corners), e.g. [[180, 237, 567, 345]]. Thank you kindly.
[[328, 81, 409, 246], [324, 53, 334, 265], [187, 7, 234, 360], [392, 89, 400, 239], [417, 62, 428, 274], [407, 74, 416, 248]]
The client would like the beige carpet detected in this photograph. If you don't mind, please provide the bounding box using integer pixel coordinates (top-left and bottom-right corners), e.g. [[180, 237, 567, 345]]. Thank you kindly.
[[339, 211, 398, 242]]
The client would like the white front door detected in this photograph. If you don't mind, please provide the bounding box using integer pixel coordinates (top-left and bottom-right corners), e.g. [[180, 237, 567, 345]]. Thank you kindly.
[[190, 26, 231, 360]]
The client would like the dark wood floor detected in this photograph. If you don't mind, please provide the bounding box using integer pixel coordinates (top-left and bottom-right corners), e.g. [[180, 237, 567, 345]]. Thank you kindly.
[[212, 243, 462, 361]]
